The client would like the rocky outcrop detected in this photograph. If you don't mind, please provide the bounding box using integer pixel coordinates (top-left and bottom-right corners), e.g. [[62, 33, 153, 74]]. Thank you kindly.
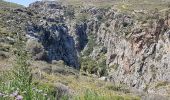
[[0, 1, 81, 68], [26, 22, 80, 68], [25, 1, 81, 68], [91, 9, 170, 94]]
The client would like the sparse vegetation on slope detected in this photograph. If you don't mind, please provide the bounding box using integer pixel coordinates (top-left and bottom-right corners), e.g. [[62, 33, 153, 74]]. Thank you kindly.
[[0, 0, 23, 8], [1, 0, 170, 99], [0, 34, 56, 100]]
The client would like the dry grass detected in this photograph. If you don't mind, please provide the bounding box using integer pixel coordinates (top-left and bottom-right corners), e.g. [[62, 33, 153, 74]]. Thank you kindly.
[[29, 61, 139, 99]]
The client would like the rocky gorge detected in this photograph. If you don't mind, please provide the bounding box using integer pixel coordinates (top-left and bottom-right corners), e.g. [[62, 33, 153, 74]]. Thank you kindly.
[[0, 0, 170, 99]]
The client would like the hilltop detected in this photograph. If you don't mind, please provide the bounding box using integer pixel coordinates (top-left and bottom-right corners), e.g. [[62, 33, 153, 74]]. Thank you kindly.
[[59, 0, 170, 10], [0, 0, 23, 8]]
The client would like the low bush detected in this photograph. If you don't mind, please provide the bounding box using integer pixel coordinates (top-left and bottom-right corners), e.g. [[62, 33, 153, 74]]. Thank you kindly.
[[106, 85, 130, 93], [76, 13, 90, 23], [81, 57, 98, 74], [26, 40, 47, 60], [83, 34, 96, 56], [155, 81, 169, 88], [80, 57, 108, 77], [0, 51, 9, 59], [64, 5, 75, 20]]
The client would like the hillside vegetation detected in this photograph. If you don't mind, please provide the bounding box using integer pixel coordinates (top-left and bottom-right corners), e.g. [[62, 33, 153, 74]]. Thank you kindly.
[[60, 0, 170, 10], [0, 0, 170, 100], [0, 0, 23, 8]]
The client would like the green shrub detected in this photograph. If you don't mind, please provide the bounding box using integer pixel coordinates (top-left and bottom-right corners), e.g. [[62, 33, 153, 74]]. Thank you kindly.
[[81, 57, 98, 74], [106, 85, 130, 93], [155, 81, 169, 88], [64, 5, 75, 19], [10, 34, 33, 100], [107, 85, 121, 91], [110, 63, 119, 71], [98, 59, 107, 77], [26, 40, 46, 60], [76, 13, 90, 23], [0, 34, 56, 100], [0, 51, 9, 59], [83, 34, 96, 56], [80, 56, 108, 77]]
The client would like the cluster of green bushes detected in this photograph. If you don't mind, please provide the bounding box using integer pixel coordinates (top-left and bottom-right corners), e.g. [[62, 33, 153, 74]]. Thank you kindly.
[[76, 13, 90, 23], [80, 57, 107, 77], [83, 34, 96, 56], [81, 33, 108, 76], [80, 57, 98, 74]]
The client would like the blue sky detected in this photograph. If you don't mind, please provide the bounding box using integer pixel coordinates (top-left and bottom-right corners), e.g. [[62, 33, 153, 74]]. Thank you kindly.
[[5, 0, 40, 7]]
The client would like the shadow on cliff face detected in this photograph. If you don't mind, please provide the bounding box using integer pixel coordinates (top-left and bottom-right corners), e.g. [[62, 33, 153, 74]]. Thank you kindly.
[[25, 0, 91, 69], [75, 23, 88, 51], [26, 23, 80, 69]]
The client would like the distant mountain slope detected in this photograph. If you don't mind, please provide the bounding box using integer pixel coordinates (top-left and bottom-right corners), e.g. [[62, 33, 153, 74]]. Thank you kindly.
[[0, 0, 23, 8], [60, 0, 170, 11]]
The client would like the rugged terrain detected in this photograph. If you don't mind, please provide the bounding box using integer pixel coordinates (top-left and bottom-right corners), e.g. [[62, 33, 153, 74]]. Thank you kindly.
[[0, 0, 170, 100]]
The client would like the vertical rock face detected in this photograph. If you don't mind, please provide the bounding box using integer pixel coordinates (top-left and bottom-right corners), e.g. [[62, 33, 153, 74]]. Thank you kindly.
[[92, 9, 170, 93], [26, 23, 79, 68], [75, 23, 88, 51]]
